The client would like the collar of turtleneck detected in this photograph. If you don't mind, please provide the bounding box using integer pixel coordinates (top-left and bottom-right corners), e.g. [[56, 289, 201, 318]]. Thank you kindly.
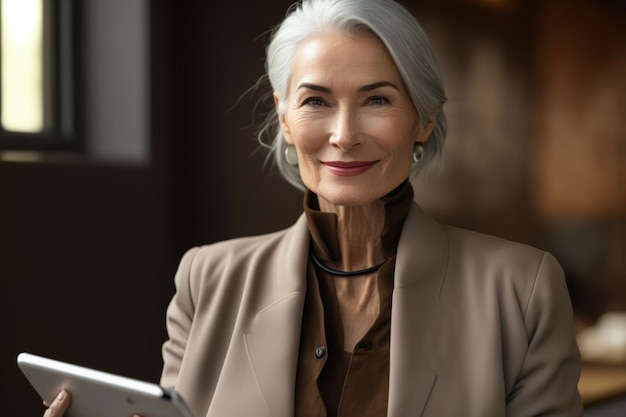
[[303, 179, 415, 265]]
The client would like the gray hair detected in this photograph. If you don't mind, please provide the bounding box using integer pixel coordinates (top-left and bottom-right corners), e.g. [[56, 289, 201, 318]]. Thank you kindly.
[[257, 0, 447, 190]]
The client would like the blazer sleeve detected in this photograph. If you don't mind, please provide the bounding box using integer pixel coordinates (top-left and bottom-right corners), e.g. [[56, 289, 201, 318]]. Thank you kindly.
[[506, 252, 583, 417], [160, 247, 200, 389]]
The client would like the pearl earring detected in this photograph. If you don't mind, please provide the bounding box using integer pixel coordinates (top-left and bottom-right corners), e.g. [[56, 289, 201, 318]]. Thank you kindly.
[[285, 144, 298, 166], [412, 143, 424, 166]]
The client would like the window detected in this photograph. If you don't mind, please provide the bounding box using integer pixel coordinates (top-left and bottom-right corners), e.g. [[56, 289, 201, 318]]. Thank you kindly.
[[1, 0, 44, 133], [1, 0, 150, 163], [0, 0, 77, 151]]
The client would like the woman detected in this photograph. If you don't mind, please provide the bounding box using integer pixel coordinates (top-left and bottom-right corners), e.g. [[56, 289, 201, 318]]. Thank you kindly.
[[46, 0, 582, 416]]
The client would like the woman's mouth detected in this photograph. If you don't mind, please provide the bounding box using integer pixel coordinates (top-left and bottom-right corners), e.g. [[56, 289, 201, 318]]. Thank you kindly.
[[322, 161, 379, 176]]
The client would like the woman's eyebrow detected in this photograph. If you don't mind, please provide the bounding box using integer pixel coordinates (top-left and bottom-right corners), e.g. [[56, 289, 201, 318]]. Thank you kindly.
[[296, 81, 399, 94], [297, 83, 332, 93], [359, 81, 399, 92]]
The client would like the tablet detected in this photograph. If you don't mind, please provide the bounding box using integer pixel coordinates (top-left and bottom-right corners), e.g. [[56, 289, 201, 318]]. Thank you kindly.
[[17, 352, 195, 417]]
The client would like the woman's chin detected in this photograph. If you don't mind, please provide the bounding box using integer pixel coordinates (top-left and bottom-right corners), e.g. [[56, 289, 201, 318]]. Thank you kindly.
[[313, 186, 385, 208], [307, 175, 408, 208]]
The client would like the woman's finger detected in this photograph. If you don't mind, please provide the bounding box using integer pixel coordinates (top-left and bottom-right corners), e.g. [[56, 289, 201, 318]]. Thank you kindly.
[[43, 390, 71, 417]]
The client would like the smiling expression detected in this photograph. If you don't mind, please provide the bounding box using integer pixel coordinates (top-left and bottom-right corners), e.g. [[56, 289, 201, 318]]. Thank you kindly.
[[276, 31, 433, 207]]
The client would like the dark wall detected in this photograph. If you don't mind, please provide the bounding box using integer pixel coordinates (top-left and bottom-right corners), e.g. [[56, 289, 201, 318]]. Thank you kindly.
[[169, 0, 303, 249]]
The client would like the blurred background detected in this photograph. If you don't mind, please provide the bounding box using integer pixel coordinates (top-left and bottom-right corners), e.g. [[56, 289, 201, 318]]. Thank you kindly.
[[1, 0, 624, 416]]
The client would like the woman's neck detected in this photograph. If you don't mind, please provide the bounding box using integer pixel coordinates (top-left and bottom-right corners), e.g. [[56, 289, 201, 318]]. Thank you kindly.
[[317, 196, 387, 271]]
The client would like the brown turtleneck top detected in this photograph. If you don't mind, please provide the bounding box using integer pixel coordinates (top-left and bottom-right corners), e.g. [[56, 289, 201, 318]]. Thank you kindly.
[[294, 180, 414, 417]]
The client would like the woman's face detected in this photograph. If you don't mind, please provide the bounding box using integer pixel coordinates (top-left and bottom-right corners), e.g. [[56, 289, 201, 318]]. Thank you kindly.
[[276, 31, 433, 207]]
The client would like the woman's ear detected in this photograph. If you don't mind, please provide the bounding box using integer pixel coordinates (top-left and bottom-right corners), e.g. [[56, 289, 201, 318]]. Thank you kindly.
[[416, 112, 438, 143], [273, 93, 294, 144]]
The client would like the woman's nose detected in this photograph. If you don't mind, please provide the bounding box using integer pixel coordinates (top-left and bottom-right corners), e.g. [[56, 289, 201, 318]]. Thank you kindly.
[[328, 109, 362, 151]]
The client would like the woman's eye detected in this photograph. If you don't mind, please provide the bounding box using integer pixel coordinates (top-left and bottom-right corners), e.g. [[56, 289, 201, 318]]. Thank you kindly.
[[302, 97, 325, 107], [369, 96, 389, 106]]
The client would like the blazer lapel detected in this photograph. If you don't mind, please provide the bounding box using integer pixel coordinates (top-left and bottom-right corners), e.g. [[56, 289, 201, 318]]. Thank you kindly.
[[243, 214, 310, 417], [388, 204, 450, 417]]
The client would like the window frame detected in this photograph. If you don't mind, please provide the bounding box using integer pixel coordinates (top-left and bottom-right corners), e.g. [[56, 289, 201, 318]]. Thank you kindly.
[[0, 0, 80, 152]]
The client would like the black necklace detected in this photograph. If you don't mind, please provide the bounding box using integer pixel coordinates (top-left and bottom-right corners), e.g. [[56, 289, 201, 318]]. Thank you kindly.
[[310, 249, 385, 277]]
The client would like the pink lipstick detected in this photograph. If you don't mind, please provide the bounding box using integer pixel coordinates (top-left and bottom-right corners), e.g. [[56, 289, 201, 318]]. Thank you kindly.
[[323, 161, 378, 176]]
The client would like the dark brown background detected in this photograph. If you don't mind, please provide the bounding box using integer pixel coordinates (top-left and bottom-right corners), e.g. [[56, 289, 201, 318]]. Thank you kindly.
[[2, 1, 624, 416]]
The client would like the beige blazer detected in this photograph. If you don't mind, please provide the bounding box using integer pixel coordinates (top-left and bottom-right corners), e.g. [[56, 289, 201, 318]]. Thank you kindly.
[[161, 203, 582, 417]]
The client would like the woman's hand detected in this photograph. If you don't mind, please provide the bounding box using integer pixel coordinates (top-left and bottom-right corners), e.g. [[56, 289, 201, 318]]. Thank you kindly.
[[42, 390, 70, 417]]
